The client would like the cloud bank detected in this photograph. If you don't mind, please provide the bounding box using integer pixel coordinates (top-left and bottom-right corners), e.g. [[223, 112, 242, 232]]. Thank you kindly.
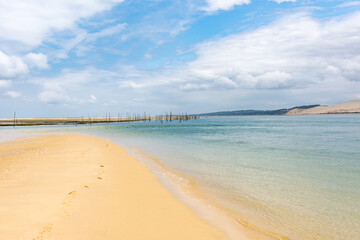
[[175, 12, 360, 90], [0, 0, 125, 48], [33, 67, 113, 105], [24, 10, 360, 110], [35, 11, 360, 108], [2, 0, 359, 115], [0, 0, 124, 82]]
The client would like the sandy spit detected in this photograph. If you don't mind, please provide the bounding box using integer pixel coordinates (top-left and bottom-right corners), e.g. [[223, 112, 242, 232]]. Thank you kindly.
[[0, 134, 236, 240], [286, 100, 360, 115]]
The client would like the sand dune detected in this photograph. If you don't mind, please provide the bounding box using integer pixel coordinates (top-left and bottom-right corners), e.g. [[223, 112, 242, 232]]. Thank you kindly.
[[286, 101, 360, 115], [0, 134, 238, 240]]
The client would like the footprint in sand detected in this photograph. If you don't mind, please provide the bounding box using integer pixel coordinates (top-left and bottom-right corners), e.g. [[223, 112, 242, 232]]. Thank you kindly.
[[35, 223, 53, 240], [97, 177, 102, 180]]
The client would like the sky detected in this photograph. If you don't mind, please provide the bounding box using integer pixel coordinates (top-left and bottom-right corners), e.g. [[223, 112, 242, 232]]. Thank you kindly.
[[0, 0, 360, 117]]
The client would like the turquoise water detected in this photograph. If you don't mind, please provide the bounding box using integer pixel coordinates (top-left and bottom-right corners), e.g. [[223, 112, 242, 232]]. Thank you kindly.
[[1, 115, 359, 239]]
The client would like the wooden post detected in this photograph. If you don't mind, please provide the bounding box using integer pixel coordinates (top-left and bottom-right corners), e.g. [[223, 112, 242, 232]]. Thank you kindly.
[[13, 112, 16, 127]]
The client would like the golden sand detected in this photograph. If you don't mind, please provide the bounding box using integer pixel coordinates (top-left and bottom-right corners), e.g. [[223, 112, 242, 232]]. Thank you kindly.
[[286, 100, 360, 115], [0, 134, 236, 240]]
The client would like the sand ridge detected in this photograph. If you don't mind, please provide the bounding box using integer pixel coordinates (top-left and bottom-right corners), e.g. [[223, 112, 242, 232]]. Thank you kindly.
[[286, 100, 360, 115], [0, 134, 230, 240]]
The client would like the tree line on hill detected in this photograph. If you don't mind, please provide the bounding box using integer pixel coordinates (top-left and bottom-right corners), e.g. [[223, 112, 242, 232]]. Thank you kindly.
[[197, 105, 320, 116]]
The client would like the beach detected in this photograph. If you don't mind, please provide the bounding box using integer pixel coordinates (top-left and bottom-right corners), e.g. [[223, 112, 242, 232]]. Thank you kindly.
[[1, 115, 359, 240], [0, 134, 240, 240]]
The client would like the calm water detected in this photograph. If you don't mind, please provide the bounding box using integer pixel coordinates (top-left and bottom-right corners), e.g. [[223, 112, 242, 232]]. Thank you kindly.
[[1, 115, 359, 240]]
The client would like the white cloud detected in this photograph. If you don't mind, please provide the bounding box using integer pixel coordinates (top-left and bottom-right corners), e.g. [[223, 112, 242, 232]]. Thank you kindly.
[[0, 51, 29, 78], [89, 95, 97, 103], [0, 80, 12, 89], [0, 51, 49, 79], [202, 0, 250, 12], [179, 12, 360, 89], [38, 90, 72, 104], [169, 20, 191, 37], [52, 22, 127, 59], [24, 53, 49, 69], [273, 0, 296, 3], [33, 67, 114, 105], [0, 80, 21, 99], [23, 11, 360, 111], [86, 23, 127, 42], [256, 71, 294, 88], [120, 17, 190, 45], [180, 83, 210, 91], [337, 1, 360, 8], [112, 12, 360, 96], [0, 0, 125, 48], [5, 91, 21, 98]]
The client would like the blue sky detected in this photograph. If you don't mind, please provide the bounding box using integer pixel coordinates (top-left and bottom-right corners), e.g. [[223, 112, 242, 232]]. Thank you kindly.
[[0, 0, 360, 117]]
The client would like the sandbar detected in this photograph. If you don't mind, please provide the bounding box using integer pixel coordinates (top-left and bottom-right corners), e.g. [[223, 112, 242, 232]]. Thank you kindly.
[[0, 134, 232, 240]]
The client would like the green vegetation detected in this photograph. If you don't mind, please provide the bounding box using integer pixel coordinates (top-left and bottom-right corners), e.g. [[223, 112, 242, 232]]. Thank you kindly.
[[198, 105, 320, 116]]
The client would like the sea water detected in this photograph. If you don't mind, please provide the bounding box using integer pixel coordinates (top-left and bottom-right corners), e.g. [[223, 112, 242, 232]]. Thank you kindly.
[[1, 115, 359, 240]]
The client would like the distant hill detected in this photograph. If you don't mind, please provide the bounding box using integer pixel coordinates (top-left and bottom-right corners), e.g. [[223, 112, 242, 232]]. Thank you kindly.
[[199, 101, 360, 116], [286, 101, 360, 115], [198, 105, 320, 116]]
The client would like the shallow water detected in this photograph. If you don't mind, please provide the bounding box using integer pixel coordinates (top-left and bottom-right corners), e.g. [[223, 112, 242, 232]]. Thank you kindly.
[[1, 115, 359, 240]]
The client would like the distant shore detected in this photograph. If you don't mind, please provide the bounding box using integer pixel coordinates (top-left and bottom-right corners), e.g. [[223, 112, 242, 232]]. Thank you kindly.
[[0, 116, 143, 126], [1, 101, 359, 127], [286, 100, 360, 115], [199, 100, 360, 116], [0, 114, 198, 127]]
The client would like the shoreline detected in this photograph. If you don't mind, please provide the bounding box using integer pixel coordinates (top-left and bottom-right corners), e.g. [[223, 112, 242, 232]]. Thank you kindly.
[[0, 134, 239, 239], [126, 147, 287, 240], [1, 108, 359, 127], [1, 114, 358, 240], [0, 115, 199, 127]]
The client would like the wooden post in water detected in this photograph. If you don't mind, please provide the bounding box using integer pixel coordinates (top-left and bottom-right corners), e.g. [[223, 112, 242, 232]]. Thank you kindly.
[[13, 112, 16, 127]]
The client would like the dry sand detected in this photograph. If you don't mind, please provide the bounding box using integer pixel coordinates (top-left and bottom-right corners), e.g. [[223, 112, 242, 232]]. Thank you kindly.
[[286, 100, 360, 115], [0, 134, 236, 240]]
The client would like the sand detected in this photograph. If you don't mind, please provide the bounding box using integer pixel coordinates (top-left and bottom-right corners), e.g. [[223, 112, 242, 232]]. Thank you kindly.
[[0, 134, 234, 240], [286, 100, 360, 115]]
